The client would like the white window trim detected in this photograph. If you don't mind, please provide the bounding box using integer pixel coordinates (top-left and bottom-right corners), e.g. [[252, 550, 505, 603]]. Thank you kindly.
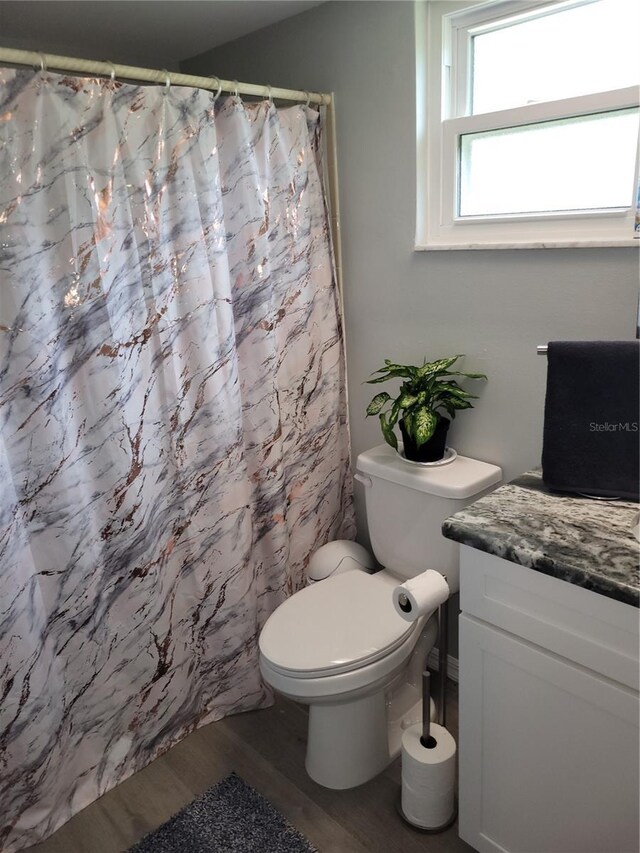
[[415, 0, 640, 250]]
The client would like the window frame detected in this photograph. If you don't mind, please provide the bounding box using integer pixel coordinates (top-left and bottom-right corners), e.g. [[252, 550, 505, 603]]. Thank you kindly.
[[415, 0, 640, 250]]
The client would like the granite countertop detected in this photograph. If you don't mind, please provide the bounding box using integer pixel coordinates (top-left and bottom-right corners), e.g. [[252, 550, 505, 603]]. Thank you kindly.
[[442, 469, 639, 607]]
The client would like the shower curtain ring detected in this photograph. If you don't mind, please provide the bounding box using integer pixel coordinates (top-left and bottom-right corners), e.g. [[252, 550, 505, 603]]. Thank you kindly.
[[266, 84, 273, 105], [232, 80, 239, 98], [303, 91, 311, 108], [210, 76, 222, 101], [36, 52, 47, 73], [104, 60, 116, 83], [161, 69, 171, 89]]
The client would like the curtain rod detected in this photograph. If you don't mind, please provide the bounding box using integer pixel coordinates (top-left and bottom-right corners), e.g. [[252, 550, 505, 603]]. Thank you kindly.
[[0, 47, 332, 106]]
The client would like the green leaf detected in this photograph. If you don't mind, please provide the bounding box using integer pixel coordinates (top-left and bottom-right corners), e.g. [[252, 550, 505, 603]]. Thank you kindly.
[[433, 382, 478, 400], [442, 400, 457, 420], [366, 366, 416, 384], [449, 398, 473, 411], [397, 392, 420, 409], [379, 412, 398, 450], [366, 392, 391, 416], [416, 355, 463, 378], [430, 380, 461, 395], [383, 362, 418, 376], [413, 407, 438, 447], [441, 370, 487, 381], [386, 367, 417, 379], [402, 410, 414, 438]]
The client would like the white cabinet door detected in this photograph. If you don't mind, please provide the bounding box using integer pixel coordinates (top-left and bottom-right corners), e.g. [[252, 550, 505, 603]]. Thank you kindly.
[[459, 614, 640, 853]]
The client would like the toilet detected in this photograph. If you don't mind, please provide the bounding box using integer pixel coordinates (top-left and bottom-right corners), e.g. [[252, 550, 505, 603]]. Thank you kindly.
[[259, 443, 501, 789]]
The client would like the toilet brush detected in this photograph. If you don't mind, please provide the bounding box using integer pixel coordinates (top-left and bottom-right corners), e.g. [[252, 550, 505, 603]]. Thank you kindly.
[[397, 608, 457, 832]]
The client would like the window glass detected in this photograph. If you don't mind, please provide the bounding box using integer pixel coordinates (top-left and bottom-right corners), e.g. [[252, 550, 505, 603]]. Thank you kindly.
[[471, 0, 640, 114], [458, 107, 640, 216]]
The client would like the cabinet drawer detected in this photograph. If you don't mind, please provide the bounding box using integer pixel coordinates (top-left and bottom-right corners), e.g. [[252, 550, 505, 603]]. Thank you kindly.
[[459, 545, 639, 690]]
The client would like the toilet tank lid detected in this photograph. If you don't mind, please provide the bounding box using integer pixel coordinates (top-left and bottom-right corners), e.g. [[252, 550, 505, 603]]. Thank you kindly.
[[356, 444, 502, 499]]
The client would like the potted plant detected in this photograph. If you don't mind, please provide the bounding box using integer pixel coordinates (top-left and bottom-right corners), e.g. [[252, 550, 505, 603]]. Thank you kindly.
[[365, 355, 486, 463]]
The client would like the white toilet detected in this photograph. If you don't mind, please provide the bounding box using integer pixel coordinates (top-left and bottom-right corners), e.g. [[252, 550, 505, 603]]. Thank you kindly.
[[259, 443, 501, 789]]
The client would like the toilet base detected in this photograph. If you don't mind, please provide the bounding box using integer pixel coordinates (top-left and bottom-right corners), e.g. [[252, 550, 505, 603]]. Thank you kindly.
[[305, 688, 437, 790], [298, 615, 439, 790], [306, 691, 391, 789]]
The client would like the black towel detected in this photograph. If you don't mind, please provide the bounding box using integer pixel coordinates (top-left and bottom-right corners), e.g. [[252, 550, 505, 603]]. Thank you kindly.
[[542, 341, 639, 501]]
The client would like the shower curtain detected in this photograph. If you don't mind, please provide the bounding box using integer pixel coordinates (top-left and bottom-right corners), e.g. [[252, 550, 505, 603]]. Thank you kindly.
[[0, 68, 354, 851]]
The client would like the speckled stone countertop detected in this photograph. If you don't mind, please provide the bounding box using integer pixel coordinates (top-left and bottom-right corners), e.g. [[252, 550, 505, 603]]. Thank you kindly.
[[442, 469, 639, 607]]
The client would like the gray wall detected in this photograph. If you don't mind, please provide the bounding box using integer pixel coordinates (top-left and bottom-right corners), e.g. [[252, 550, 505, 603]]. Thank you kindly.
[[183, 1, 639, 654]]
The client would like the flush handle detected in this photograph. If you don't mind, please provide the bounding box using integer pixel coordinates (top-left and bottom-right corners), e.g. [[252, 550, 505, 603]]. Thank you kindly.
[[354, 472, 372, 488]]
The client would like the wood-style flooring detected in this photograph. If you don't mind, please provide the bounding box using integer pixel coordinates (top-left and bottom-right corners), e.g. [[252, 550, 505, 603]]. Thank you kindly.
[[29, 678, 472, 853]]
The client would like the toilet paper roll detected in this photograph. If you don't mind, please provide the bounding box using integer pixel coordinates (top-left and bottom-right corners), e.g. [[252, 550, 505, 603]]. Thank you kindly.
[[392, 570, 450, 622], [401, 722, 456, 829]]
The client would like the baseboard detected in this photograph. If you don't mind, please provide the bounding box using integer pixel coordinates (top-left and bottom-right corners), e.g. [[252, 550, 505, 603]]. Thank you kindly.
[[427, 648, 459, 683]]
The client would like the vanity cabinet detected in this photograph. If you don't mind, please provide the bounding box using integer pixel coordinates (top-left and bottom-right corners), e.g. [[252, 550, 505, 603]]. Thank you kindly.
[[458, 545, 640, 853]]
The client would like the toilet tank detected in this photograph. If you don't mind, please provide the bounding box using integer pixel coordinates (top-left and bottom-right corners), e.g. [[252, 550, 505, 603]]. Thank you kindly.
[[355, 444, 501, 593]]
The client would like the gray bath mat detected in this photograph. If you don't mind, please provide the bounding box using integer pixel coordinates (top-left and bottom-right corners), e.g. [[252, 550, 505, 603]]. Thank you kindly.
[[127, 773, 317, 853]]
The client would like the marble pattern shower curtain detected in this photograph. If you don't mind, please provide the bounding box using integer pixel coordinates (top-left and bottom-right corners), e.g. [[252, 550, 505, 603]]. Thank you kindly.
[[0, 68, 354, 851]]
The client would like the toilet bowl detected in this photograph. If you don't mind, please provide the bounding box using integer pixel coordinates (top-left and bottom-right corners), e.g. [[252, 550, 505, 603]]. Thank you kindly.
[[259, 444, 502, 789], [260, 562, 438, 789]]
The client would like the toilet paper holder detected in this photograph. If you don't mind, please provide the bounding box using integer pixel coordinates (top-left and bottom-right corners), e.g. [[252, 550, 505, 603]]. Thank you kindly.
[[393, 575, 450, 727], [421, 671, 435, 747], [396, 602, 457, 833], [436, 601, 449, 728]]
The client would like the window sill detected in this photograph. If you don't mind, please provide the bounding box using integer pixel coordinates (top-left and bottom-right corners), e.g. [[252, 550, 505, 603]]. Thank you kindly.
[[414, 237, 639, 251]]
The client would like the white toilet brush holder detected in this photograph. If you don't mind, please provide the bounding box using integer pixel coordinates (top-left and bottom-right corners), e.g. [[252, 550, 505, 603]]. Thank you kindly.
[[397, 606, 457, 832]]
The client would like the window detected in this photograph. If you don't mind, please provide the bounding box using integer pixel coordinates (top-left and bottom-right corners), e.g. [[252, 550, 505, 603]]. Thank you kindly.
[[416, 0, 640, 249]]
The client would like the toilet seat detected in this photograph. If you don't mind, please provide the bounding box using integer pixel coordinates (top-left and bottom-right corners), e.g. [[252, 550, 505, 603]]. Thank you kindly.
[[259, 570, 414, 678]]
